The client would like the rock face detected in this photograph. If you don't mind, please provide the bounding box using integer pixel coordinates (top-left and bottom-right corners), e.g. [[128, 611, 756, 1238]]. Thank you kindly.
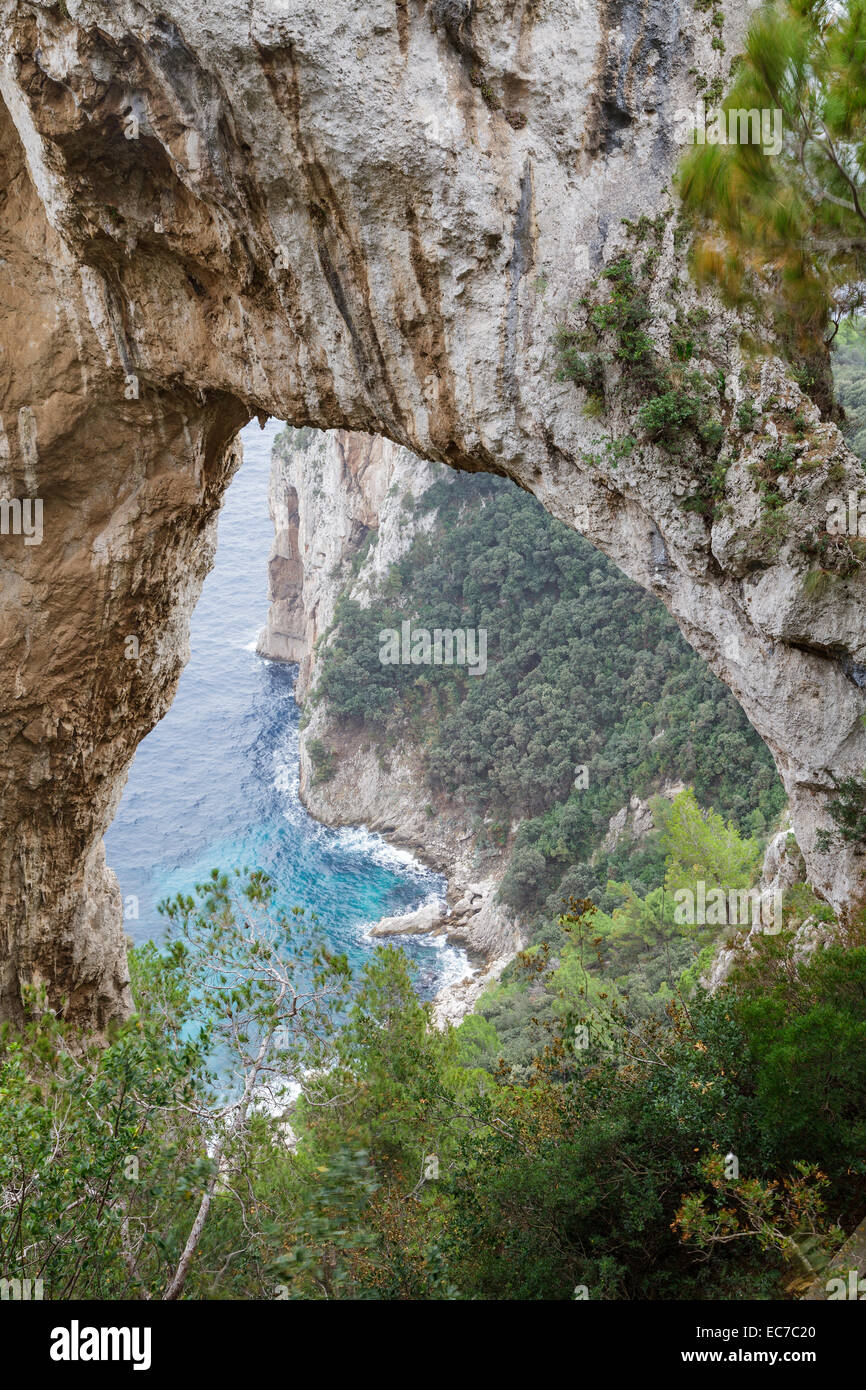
[[703, 815, 838, 993], [257, 427, 440, 694], [260, 425, 522, 1024], [601, 783, 686, 855], [0, 0, 864, 1026]]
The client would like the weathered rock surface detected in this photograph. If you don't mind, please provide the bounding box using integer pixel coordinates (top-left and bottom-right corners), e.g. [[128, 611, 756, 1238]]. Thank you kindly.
[[0, 0, 864, 1025], [257, 426, 439, 693], [802, 1216, 866, 1300], [601, 782, 686, 854], [702, 814, 835, 993]]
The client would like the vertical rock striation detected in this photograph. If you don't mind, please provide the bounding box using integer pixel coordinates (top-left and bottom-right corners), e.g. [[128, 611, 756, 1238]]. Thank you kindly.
[[257, 428, 439, 695]]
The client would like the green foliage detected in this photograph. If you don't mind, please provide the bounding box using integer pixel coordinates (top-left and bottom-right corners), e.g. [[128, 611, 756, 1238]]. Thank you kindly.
[[486, 792, 766, 1072], [832, 317, 866, 459], [307, 737, 336, 784], [453, 1013, 502, 1070], [274, 423, 317, 455], [637, 386, 704, 442], [554, 326, 605, 398], [554, 243, 732, 519], [764, 441, 797, 473], [681, 452, 732, 518], [443, 927, 866, 1299], [679, 0, 866, 378], [314, 594, 417, 723], [815, 771, 866, 852], [659, 788, 762, 898], [0, 871, 352, 1300], [316, 474, 784, 924], [735, 937, 866, 1165], [3, 876, 865, 1301], [593, 257, 657, 368], [0, 992, 196, 1299], [296, 945, 458, 1178], [555, 256, 661, 405]]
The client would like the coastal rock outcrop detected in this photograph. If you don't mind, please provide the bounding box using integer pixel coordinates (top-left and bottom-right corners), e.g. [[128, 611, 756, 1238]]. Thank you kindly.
[[0, 0, 864, 1025], [257, 428, 440, 694]]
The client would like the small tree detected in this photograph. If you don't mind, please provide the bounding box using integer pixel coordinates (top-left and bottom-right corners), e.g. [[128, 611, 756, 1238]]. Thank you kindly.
[[659, 788, 762, 901], [680, 0, 866, 365], [156, 869, 351, 1299], [815, 771, 866, 853], [0, 869, 352, 1300]]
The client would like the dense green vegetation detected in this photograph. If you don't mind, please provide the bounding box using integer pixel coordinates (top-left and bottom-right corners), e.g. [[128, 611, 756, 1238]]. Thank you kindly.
[[9, 0, 866, 1308], [470, 788, 820, 1076], [316, 471, 785, 917], [312, 0, 866, 1287], [310, 457, 795, 1083], [2, 872, 862, 1300]]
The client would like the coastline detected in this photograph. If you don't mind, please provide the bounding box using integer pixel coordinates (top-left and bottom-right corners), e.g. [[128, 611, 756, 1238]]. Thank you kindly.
[[291, 701, 522, 1028], [252, 642, 522, 1026], [254, 425, 524, 1026]]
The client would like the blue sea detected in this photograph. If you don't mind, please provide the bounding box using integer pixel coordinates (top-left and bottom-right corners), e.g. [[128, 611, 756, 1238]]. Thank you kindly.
[[104, 419, 468, 999]]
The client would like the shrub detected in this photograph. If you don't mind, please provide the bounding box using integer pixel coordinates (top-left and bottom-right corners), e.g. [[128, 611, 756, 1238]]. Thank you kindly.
[[638, 388, 703, 443], [308, 738, 336, 784], [815, 773, 866, 854]]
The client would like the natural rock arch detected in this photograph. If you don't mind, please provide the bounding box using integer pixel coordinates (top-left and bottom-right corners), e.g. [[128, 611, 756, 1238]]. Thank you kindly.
[[0, 0, 863, 1027]]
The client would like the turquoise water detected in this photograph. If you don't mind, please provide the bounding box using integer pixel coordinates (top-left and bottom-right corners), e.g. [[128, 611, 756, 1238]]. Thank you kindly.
[[104, 419, 467, 998]]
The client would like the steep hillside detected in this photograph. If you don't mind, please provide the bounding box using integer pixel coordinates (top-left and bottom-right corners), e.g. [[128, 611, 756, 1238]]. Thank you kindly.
[[261, 423, 790, 1036]]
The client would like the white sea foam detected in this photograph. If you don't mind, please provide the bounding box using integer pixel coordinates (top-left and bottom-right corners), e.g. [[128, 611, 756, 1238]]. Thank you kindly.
[[429, 936, 473, 991], [268, 696, 467, 993], [357, 889, 447, 945], [356, 888, 472, 995], [272, 743, 439, 883], [333, 823, 435, 879]]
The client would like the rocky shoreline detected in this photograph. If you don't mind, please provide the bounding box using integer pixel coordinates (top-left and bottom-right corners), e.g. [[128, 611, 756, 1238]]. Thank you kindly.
[[293, 711, 523, 1028], [257, 423, 816, 1027]]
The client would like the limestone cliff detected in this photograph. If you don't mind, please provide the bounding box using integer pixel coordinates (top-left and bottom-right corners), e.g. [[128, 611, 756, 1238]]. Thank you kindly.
[[257, 427, 440, 694], [259, 426, 522, 1025], [0, 0, 864, 1025]]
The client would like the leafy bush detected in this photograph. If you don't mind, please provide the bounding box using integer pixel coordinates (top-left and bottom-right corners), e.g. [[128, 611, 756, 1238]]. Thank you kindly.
[[3, 876, 864, 1301], [308, 737, 336, 783], [638, 387, 704, 442]]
